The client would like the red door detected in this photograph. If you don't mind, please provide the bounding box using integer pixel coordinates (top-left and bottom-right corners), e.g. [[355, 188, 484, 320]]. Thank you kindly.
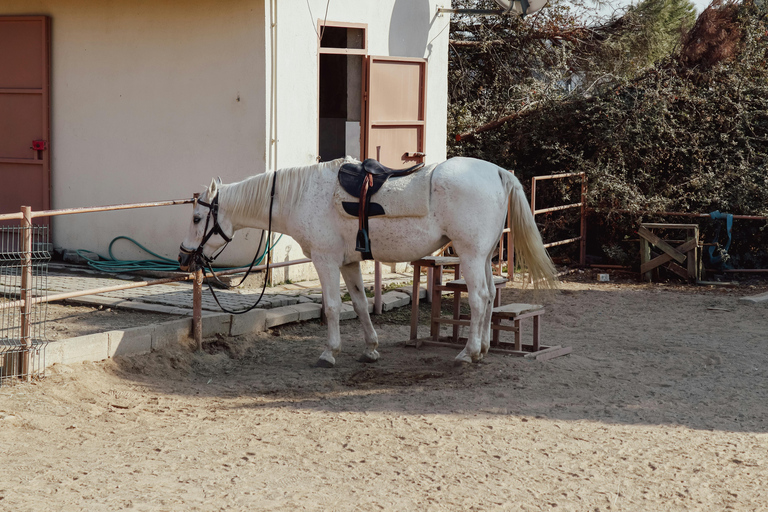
[[363, 56, 427, 167], [0, 16, 51, 225]]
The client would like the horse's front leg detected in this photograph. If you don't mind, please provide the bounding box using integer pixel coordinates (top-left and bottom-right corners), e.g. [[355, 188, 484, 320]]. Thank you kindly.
[[313, 259, 343, 368], [340, 262, 379, 363]]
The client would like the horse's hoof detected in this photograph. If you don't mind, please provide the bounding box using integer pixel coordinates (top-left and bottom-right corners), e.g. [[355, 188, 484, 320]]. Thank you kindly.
[[454, 351, 473, 366], [358, 351, 380, 364], [315, 358, 335, 368]]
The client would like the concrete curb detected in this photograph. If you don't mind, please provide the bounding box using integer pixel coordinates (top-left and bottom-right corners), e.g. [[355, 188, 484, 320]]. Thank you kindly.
[[45, 288, 427, 370]]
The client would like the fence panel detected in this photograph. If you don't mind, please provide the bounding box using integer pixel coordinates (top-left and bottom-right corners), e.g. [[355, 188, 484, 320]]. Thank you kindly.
[[0, 224, 50, 383]]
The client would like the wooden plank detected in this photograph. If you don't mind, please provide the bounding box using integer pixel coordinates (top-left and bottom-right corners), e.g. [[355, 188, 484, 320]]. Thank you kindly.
[[638, 226, 686, 263], [666, 261, 689, 279], [492, 303, 544, 317], [640, 238, 697, 274], [525, 346, 573, 361], [412, 338, 556, 357]]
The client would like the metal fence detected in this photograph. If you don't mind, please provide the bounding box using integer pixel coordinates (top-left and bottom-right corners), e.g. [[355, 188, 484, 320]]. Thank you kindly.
[[530, 172, 587, 266], [0, 199, 313, 384], [0, 225, 50, 383]]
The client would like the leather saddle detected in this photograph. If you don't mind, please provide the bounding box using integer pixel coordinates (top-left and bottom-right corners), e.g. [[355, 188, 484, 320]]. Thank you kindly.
[[338, 158, 425, 259]]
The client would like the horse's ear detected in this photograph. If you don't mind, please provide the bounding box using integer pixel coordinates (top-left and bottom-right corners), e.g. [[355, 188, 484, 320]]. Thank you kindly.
[[215, 176, 222, 185], [208, 177, 219, 199]]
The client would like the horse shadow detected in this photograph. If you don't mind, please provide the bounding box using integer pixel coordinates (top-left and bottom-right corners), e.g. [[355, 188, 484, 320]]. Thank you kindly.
[[109, 286, 768, 435]]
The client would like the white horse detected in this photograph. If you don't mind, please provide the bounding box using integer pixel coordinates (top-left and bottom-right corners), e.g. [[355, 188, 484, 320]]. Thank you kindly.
[[178, 157, 557, 367]]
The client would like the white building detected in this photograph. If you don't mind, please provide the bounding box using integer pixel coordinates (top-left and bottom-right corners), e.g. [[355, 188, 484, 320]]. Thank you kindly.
[[0, 1, 450, 281]]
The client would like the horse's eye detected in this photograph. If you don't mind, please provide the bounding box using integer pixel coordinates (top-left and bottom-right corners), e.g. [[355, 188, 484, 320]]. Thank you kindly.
[[193, 217, 202, 225]]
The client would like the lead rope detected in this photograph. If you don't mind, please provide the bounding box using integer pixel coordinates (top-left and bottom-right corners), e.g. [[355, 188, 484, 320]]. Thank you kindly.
[[204, 173, 277, 315]]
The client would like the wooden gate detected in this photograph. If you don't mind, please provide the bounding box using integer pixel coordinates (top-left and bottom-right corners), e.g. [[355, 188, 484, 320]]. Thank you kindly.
[[0, 16, 51, 230]]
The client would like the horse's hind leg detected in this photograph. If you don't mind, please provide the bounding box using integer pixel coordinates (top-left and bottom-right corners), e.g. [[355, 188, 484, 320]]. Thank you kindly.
[[450, 252, 494, 364], [480, 253, 496, 356], [313, 259, 343, 368], [340, 262, 380, 363]]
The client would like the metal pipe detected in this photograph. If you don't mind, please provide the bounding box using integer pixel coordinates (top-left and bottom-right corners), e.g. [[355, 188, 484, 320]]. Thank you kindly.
[[0, 257, 314, 311], [0, 199, 193, 222], [191, 194, 203, 351], [580, 174, 587, 266], [596, 209, 768, 221], [20, 206, 33, 381], [543, 236, 582, 249], [438, 8, 506, 15], [532, 172, 584, 181], [533, 202, 582, 215], [193, 269, 203, 351]]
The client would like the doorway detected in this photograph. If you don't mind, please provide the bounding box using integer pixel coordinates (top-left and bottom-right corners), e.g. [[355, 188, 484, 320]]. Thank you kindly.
[[318, 24, 366, 162], [0, 16, 51, 227]]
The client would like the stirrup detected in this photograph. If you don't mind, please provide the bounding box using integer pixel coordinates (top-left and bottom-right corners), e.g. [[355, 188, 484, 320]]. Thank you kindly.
[[355, 229, 371, 253]]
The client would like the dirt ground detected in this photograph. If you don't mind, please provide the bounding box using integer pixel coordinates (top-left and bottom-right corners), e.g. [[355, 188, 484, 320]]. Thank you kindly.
[[1, 270, 768, 511]]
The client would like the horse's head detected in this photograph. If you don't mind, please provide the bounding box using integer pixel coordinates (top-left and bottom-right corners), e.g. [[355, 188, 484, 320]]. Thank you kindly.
[[178, 177, 235, 271]]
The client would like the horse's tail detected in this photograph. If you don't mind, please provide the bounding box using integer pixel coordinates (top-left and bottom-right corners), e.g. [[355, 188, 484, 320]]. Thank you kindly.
[[498, 169, 559, 289]]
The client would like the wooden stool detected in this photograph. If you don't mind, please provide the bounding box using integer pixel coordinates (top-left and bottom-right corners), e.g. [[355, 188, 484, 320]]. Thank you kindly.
[[440, 276, 507, 343], [409, 257, 461, 342]]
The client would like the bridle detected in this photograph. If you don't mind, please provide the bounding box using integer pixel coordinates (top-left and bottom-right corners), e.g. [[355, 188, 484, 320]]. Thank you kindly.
[[180, 173, 277, 314], [178, 193, 233, 267]]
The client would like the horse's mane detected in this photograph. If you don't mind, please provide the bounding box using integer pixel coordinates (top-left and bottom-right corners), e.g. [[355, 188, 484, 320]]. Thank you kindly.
[[221, 158, 349, 220]]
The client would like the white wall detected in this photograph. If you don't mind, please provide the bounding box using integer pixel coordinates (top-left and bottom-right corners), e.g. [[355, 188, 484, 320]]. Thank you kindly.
[[1, 0, 267, 264], [267, 0, 450, 282], [0, 0, 450, 280]]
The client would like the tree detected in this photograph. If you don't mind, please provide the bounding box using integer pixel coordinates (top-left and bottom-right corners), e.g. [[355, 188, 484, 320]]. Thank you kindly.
[[449, 0, 768, 268]]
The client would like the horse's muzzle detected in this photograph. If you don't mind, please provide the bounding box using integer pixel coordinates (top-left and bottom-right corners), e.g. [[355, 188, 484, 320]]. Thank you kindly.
[[178, 248, 197, 272]]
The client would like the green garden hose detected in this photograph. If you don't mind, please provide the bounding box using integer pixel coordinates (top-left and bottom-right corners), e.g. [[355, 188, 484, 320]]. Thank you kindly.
[[76, 235, 281, 273]]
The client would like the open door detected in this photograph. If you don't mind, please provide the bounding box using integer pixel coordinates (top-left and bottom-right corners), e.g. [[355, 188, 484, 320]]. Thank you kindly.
[[0, 16, 51, 227], [363, 56, 427, 168]]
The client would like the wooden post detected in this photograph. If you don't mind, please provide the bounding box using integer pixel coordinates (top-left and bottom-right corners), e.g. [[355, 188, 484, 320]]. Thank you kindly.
[[374, 261, 382, 315], [409, 263, 421, 340], [430, 265, 442, 341], [19, 206, 33, 381], [426, 267, 434, 303], [640, 238, 652, 282], [451, 263, 461, 342], [687, 226, 699, 282]]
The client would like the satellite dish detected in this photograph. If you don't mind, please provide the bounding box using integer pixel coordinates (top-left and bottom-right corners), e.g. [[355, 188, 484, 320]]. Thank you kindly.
[[493, 0, 548, 16]]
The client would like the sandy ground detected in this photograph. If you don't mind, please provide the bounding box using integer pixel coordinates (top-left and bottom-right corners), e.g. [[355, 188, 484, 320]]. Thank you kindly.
[[1, 272, 767, 511]]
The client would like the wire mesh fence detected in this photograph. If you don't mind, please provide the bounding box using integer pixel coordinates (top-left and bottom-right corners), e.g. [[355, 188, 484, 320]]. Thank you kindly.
[[0, 225, 50, 384]]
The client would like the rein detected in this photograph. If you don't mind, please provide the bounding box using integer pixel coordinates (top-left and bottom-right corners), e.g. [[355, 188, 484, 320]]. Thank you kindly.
[[185, 173, 278, 315]]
